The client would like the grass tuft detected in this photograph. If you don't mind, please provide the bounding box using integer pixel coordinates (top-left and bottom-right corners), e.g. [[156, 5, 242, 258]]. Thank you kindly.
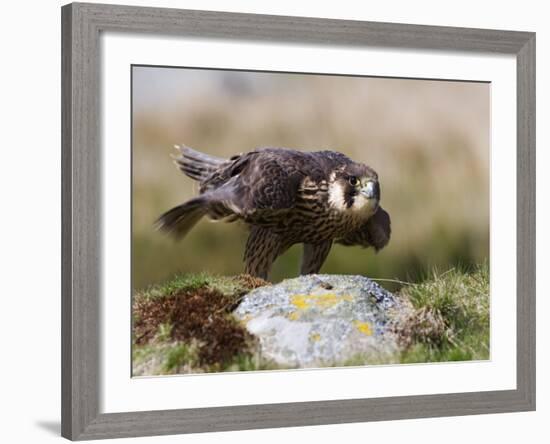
[[163, 343, 200, 372], [395, 262, 489, 363]]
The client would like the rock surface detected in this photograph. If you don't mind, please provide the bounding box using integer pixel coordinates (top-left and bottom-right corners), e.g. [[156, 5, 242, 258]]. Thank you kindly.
[[234, 274, 402, 367]]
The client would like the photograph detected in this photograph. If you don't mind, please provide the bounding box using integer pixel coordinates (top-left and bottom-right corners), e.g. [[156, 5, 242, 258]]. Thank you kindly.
[[131, 66, 490, 376]]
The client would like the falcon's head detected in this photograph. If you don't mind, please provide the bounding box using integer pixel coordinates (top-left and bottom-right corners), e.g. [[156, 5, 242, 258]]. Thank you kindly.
[[328, 163, 380, 216]]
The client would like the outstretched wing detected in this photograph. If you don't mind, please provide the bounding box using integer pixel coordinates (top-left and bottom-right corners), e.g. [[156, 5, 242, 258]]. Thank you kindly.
[[336, 206, 391, 251]]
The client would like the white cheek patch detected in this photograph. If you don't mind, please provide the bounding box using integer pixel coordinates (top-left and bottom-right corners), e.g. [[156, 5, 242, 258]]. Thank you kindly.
[[352, 194, 377, 215], [328, 182, 347, 210]]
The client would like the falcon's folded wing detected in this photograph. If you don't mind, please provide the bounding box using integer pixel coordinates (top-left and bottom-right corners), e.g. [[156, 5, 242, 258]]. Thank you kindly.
[[336, 206, 391, 251]]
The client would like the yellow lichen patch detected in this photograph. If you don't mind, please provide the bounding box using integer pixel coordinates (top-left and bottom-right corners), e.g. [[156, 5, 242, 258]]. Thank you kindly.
[[290, 294, 311, 310], [290, 293, 353, 311], [287, 311, 300, 321], [310, 332, 321, 342], [353, 320, 373, 336]]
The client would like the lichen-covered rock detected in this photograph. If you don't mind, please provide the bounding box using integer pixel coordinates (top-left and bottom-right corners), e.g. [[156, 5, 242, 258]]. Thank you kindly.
[[233, 274, 402, 367]]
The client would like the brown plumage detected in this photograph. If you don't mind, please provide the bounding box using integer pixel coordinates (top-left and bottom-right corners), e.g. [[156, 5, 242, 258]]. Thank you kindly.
[[157, 145, 391, 279]]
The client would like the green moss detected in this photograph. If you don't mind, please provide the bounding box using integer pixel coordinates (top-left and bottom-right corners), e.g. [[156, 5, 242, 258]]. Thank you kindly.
[[132, 342, 200, 376], [134, 272, 267, 302], [136, 272, 211, 299]]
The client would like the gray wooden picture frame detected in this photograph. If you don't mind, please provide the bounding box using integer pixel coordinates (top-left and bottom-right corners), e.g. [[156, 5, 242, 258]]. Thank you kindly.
[[61, 2, 536, 440]]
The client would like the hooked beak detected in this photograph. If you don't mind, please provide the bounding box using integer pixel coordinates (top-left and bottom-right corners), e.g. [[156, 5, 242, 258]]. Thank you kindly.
[[360, 181, 378, 200]]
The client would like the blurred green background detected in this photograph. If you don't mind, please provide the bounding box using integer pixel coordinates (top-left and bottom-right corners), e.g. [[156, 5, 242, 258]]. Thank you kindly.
[[132, 66, 489, 292]]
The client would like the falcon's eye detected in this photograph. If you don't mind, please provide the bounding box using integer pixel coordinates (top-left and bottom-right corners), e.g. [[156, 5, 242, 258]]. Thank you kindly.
[[348, 176, 358, 186]]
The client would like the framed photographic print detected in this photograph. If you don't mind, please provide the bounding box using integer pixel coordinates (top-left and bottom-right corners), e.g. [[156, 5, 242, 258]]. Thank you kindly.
[[61, 2, 536, 440]]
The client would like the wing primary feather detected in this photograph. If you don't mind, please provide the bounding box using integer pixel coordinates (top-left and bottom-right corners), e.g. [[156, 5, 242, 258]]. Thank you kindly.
[[172, 145, 227, 182], [155, 197, 208, 239], [177, 144, 225, 167]]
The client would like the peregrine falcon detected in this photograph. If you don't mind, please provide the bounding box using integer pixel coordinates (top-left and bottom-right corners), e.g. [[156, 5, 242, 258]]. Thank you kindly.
[[157, 145, 391, 279]]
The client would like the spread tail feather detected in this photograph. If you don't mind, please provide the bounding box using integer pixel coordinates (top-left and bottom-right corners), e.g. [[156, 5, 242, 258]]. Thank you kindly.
[[172, 145, 226, 182], [155, 197, 208, 239]]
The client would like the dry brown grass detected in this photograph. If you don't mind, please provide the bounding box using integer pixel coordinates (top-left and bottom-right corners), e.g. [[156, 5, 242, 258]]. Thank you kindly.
[[132, 274, 271, 374]]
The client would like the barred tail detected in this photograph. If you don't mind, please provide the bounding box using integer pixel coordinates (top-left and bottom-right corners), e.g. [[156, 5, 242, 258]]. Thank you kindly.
[[172, 144, 226, 182], [155, 197, 208, 239]]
